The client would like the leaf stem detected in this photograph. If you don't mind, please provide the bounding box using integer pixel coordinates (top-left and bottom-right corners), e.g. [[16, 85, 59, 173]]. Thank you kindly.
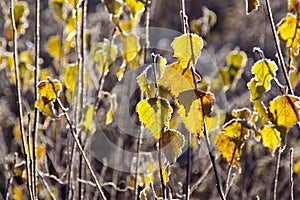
[[273, 148, 281, 200], [10, 1, 33, 199], [158, 138, 166, 199], [185, 132, 191, 200], [264, 0, 293, 95], [289, 148, 294, 200]]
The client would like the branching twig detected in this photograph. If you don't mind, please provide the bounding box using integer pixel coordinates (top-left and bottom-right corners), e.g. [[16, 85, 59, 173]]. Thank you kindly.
[[10, 2, 33, 199], [264, 0, 293, 95]]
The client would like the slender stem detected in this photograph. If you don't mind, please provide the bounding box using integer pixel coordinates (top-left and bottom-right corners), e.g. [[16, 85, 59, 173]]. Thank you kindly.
[[5, 153, 18, 200], [10, 2, 33, 199], [273, 148, 281, 200], [264, 0, 293, 95], [185, 132, 191, 200], [224, 145, 237, 197], [32, 0, 41, 197], [158, 138, 166, 199], [289, 148, 294, 200]]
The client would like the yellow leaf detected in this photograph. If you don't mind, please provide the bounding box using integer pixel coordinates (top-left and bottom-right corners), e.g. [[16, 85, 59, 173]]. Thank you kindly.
[[278, 13, 300, 55], [103, 0, 123, 16], [216, 132, 242, 169], [176, 90, 214, 139], [116, 60, 126, 81], [67, 0, 82, 8], [83, 105, 95, 133], [294, 157, 300, 176], [50, 0, 65, 22], [136, 98, 173, 141], [247, 78, 268, 120], [268, 95, 300, 134], [137, 68, 149, 93], [245, 0, 260, 14], [46, 36, 61, 59], [63, 63, 78, 101], [106, 94, 118, 124], [232, 108, 251, 120], [171, 33, 203, 69], [13, 185, 24, 200], [251, 59, 278, 92], [260, 125, 281, 153], [160, 129, 184, 163], [223, 120, 249, 142], [162, 62, 200, 97], [117, 33, 139, 62], [288, 0, 300, 13], [35, 96, 56, 117], [36, 144, 46, 164], [124, 0, 145, 18]]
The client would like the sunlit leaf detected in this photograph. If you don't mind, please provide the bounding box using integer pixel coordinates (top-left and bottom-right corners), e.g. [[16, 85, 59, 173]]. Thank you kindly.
[[216, 119, 249, 170], [46, 36, 61, 59], [136, 98, 173, 140], [13, 185, 24, 200], [36, 144, 46, 164], [160, 129, 184, 163], [106, 94, 118, 124], [82, 105, 96, 134], [216, 132, 241, 169], [162, 62, 201, 97], [137, 68, 149, 93], [171, 33, 203, 69], [176, 90, 214, 139], [35, 79, 62, 117], [268, 95, 300, 134], [124, 0, 145, 18], [278, 13, 300, 55], [260, 125, 281, 153], [288, 0, 300, 13], [67, 0, 82, 8], [103, 0, 123, 16], [251, 59, 277, 92], [232, 108, 251, 120], [247, 78, 269, 120], [245, 0, 260, 14]]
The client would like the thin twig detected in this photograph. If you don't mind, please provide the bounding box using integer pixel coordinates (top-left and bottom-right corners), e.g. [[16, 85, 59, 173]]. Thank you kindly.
[[5, 153, 18, 200], [289, 148, 294, 200], [10, 2, 33, 199], [264, 0, 293, 95], [32, 0, 41, 197], [273, 148, 281, 200], [185, 132, 191, 200], [190, 162, 212, 194], [158, 138, 166, 199], [37, 171, 57, 200], [224, 145, 237, 198]]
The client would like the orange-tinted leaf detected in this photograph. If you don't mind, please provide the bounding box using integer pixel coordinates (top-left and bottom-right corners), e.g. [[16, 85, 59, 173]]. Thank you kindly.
[[268, 95, 300, 134], [176, 90, 214, 139], [160, 129, 184, 163], [246, 0, 260, 14]]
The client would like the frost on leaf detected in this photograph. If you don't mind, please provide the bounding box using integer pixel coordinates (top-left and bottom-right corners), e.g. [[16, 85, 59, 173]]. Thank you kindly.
[[268, 95, 300, 140], [162, 62, 201, 97], [35, 79, 62, 118], [245, 0, 260, 15], [171, 33, 203, 69], [160, 129, 184, 163], [260, 125, 281, 154], [216, 119, 249, 170], [136, 98, 173, 141], [251, 59, 278, 92], [124, 0, 145, 18], [278, 13, 300, 55], [176, 90, 214, 139]]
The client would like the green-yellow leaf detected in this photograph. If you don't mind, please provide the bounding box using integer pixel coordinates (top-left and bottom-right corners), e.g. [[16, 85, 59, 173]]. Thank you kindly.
[[176, 90, 214, 139], [268, 95, 300, 134], [251, 59, 278, 92], [50, 0, 65, 22], [278, 13, 300, 55], [136, 98, 173, 140], [82, 105, 96, 134], [247, 78, 269, 120], [118, 33, 139, 62], [46, 36, 61, 59], [160, 129, 184, 163], [171, 33, 203, 69], [162, 62, 201, 97], [103, 0, 123, 16], [63, 63, 78, 102], [260, 125, 281, 153]]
